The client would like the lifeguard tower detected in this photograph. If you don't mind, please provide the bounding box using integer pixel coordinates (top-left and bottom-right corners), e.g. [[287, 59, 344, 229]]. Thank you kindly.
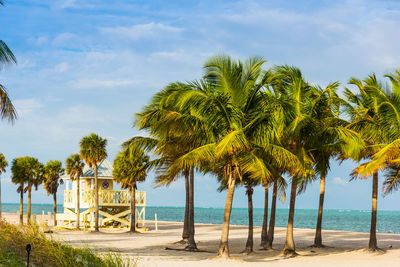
[[59, 159, 146, 228]]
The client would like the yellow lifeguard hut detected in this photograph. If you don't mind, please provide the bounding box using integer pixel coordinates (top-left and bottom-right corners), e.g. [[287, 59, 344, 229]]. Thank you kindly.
[[59, 159, 146, 228]]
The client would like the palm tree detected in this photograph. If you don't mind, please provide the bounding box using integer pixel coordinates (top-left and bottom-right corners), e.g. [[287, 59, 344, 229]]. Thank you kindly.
[[26, 158, 44, 224], [44, 160, 64, 226], [66, 154, 84, 229], [271, 65, 317, 257], [344, 74, 387, 251], [0, 153, 8, 219], [0, 2, 17, 123], [80, 133, 107, 232], [134, 82, 210, 248], [11, 157, 43, 224], [307, 82, 364, 247], [113, 144, 150, 232]]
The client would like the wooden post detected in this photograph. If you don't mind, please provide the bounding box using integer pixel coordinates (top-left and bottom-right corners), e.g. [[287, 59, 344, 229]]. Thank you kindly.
[[83, 214, 87, 232], [155, 213, 158, 232], [47, 212, 52, 226]]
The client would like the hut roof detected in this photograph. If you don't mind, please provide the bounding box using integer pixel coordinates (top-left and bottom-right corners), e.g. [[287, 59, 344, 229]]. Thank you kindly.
[[63, 159, 113, 180]]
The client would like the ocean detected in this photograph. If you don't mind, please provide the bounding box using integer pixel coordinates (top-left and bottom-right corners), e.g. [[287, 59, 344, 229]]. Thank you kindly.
[[2, 203, 399, 234]]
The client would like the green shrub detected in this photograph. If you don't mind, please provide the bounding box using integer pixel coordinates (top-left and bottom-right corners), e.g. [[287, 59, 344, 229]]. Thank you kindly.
[[0, 220, 137, 267]]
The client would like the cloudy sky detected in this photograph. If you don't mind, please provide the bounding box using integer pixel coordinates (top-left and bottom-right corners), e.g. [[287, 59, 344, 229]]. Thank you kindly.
[[1, 0, 400, 210]]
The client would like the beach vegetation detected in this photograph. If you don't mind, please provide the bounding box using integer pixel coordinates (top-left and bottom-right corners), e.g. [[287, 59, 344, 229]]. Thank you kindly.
[[0, 220, 137, 267]]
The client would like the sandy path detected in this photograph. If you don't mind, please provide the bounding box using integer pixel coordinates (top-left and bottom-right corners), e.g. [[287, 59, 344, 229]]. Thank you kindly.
[[41, 220, 400, 267]]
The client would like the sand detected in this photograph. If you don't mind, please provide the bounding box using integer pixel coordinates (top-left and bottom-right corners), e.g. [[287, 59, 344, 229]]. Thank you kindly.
[[2, 212, 400, 266]]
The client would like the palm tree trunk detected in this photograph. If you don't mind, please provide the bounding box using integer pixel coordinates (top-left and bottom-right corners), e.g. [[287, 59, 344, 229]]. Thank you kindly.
[[260, 183, 269, 249], [76, 177, 80, 229], [245, 184, 254, 254], [187, 168, 197, 250], [282, 177, 298, 256], [314, 174, 326, 247], [266, 179, 277, 249], [369, 171, 378, 250], [53, 192, 57, 226], [19, 185, 23, 225], [130, 184, 136, 232], [218, 164, 236, 258], [182, 170, 190, 243], [27, 186, 32, 224], [94, 164, 99, 232]]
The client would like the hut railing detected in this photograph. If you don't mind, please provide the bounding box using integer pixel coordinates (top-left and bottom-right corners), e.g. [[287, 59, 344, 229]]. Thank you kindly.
[[64, 190, 146, 207]]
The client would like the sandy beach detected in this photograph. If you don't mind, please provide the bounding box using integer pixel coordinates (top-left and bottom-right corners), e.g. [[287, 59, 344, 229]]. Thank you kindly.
[[2, 212, 400, 267]]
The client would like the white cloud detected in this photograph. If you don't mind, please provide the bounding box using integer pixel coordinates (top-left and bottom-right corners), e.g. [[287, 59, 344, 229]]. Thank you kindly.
[[100, 22, 183, 41], [52, 33, 82, 48], [54, 62, 69, 73], [333, 177, 348, 186], [16, 59, 36, 69], [13, 98, 44, 117], [70, 79, 134, 89]]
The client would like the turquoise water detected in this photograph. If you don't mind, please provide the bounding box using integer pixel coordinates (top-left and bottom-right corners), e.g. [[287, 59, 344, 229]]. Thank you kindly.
[[2, 204, 399, 234]]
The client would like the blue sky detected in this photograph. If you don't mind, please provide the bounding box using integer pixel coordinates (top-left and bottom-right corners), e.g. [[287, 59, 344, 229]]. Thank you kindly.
[[1, 0, 400, 210]]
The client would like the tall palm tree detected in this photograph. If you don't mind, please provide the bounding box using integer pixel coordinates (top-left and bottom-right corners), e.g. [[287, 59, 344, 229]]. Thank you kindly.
[[271, 65, 317, 257], [308, 82, 364, 247], [113, 144, 150, 232], [80, 133, 107, 232], [44, 160, 64, 226], [66, 154, 84, 229], [0, 1, 17, 123], [134, 82, 209, 248], [0, 153, 8, 219], [344, 74, 386, 251]]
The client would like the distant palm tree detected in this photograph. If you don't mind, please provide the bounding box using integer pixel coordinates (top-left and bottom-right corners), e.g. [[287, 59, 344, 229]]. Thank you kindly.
[[26, 158, 44, 224], [0, 2, 17, 123], [11, 157, 44, 224], [11, 158, 24, 225], [0, 153, 8, 219], [66, 154, 84, 229], [113, 145, 150, 232], [80, 133, 107, 232], [44, 160, 64, 226]]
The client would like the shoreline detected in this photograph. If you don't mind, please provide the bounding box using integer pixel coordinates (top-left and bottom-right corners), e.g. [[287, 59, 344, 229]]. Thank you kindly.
[[2, 211, 399, 236]]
